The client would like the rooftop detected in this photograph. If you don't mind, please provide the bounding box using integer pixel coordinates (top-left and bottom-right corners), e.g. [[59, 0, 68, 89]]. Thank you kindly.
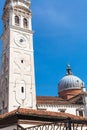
[[0, 108, 87, 122]]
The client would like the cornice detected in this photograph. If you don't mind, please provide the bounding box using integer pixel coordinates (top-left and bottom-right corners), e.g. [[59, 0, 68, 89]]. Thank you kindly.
[[10, 25, 34, 34], [37, 104, 84, 108], [14, 5, 31, 14], [18, 0, 30, 6]]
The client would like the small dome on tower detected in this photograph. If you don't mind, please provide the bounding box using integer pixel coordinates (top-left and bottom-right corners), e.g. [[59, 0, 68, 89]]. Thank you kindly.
[[58, 65, 84, 99]]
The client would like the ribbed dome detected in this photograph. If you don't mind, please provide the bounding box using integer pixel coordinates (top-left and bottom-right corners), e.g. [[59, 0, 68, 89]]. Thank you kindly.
[[58, 65, 84, 92]]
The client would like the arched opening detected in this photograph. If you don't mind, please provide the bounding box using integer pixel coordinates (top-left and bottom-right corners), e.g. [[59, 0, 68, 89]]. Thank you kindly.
[[15, 15, 20, 25], [23, 18, 28, 28]]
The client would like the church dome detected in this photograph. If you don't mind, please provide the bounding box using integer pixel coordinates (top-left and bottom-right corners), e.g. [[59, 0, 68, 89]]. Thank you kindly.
[[58, 65, 84, 92]]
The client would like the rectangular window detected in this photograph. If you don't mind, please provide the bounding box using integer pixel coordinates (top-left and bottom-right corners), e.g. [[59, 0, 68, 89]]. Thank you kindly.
[[79, 110, 83, 116], [76, 109, 83, 117], [58, 109, 66, 113], [21, 87, 24, 93]]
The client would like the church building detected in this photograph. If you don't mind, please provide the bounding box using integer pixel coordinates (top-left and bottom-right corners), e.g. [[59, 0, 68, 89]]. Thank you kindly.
[[0, 0, 87, 129], [37, 65, 87, 117]]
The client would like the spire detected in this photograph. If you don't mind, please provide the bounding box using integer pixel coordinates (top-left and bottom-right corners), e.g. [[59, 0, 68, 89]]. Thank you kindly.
[[66, 64, 72, 75]]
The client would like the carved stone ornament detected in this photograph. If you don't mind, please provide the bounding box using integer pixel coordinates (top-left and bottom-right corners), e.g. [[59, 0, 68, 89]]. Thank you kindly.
[[14, 34, 27, 48]]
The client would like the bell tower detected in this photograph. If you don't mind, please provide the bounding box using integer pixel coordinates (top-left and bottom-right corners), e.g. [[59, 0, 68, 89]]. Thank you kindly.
[[0, 0, 36, 114]]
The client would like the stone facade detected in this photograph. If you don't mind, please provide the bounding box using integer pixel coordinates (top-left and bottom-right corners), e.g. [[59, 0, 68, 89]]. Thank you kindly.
[[0, 0, 36, 114]]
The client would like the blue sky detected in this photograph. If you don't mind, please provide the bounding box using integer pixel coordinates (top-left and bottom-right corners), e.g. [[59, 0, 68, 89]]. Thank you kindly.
[[0, 0, 87, 96]]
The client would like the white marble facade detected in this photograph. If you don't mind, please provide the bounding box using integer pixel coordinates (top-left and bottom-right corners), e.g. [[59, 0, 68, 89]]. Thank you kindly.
[[0, 0, 36, 113]]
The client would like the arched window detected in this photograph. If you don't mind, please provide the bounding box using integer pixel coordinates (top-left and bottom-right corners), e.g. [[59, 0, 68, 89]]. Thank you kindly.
[[15, 15, 19, 25], [23, 18, 28, 28]]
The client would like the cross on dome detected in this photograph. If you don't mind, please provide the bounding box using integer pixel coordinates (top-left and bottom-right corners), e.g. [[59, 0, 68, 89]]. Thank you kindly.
[[66, 64, 72, 75]]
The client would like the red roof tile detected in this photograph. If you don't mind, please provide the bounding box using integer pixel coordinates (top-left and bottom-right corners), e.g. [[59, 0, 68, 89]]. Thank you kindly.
[[36, 96, 72, 105], [0, 108, 87, 122]]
